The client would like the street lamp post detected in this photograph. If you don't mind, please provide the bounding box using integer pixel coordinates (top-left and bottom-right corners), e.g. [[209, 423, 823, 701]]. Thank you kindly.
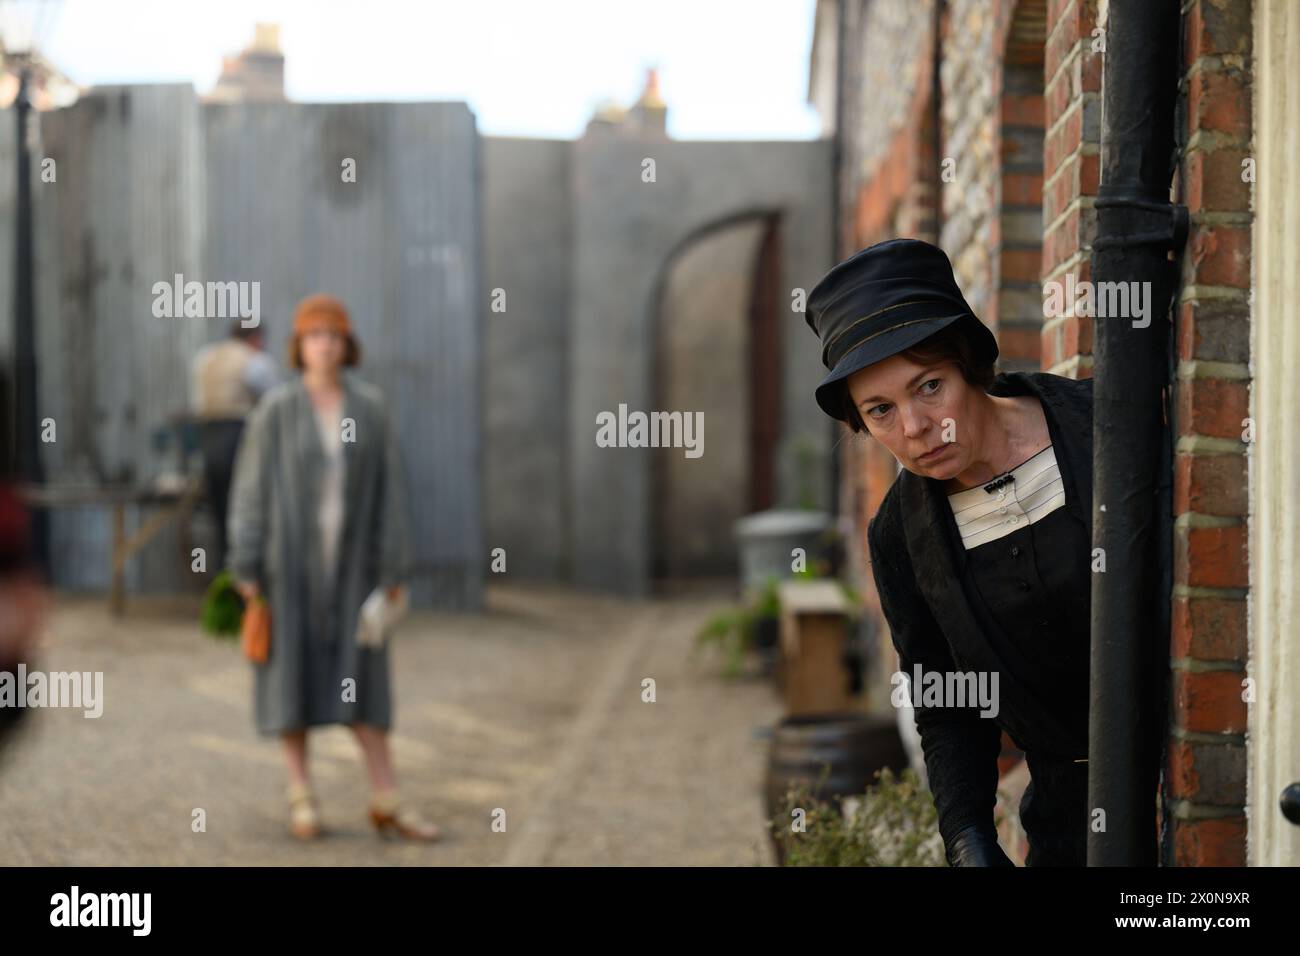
[[12, 59, 48, 568]]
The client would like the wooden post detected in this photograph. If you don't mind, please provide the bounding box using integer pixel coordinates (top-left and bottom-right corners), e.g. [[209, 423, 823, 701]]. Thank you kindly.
[[110, 502, 126, 616]]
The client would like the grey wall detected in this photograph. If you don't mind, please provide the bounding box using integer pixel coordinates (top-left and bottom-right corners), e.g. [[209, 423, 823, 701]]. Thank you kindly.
[[654, 219, 767, 578], [482, 137, 572, 581], [26, 87, 484, 608], [37, 85, 208, 592], [568, 137, 833, 596], [21, 83, 830, 603], [204, 100, 484, 609]]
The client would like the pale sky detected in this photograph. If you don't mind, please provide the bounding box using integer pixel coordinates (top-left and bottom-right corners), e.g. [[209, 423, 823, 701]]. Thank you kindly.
[[8, 0, 823, 140]]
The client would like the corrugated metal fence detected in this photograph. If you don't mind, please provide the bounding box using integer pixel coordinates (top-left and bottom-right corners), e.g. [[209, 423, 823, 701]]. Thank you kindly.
[[25, 86, 483, 609]]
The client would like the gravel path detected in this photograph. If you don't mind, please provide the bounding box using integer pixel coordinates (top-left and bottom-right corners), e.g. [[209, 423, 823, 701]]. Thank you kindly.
[[0, 584, 780, 866]]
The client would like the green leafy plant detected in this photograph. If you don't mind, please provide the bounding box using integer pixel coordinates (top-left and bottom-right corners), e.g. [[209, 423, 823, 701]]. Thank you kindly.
[[200, 569, 245, 639], [770, 766, 1020, 866], [791, 563, 859, 607], [769, 766, 947, 867], [694, 546, 862, 678], [692, 575, 782, 677]]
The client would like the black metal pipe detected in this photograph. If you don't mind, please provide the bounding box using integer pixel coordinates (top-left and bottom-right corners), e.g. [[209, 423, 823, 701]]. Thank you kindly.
[[1088, 0, 1186, 866], [12, 65, 48, 572]]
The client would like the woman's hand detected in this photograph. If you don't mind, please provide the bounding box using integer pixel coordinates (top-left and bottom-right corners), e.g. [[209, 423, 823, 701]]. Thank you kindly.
[[236, 580, 260, 602]]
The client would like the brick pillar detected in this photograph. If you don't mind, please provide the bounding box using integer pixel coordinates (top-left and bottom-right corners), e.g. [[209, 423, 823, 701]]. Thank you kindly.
[[1041, 0, 1101, 377], [1166, 0, 1252, 867]]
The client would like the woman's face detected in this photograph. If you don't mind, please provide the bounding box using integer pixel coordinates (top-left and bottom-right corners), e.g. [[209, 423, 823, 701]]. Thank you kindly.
[[299, 327, 345, 375], [845, 353, 982, 479]]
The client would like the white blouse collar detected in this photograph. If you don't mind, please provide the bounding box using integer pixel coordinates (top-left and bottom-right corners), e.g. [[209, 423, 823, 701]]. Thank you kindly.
[[945, 444, 1068, 550]]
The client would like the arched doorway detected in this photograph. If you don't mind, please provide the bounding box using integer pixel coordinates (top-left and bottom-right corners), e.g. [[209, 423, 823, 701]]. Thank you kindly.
[[649, 213, 782, 586]]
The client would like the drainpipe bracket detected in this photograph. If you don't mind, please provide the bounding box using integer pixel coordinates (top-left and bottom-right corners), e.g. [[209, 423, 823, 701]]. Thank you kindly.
[[1092, 196, 1189, 255]]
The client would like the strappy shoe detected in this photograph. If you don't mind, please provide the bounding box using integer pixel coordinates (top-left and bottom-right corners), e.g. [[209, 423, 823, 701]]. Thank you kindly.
[[368, 790, 442, 842], [287, 782, 322, 840]]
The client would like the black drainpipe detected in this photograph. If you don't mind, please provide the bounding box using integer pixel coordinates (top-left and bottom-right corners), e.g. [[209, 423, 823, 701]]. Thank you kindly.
[[1088, 0, 1187, 866]]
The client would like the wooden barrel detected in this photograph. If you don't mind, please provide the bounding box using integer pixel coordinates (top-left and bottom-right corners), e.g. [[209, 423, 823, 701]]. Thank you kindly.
[[765, 712, 911, 862]]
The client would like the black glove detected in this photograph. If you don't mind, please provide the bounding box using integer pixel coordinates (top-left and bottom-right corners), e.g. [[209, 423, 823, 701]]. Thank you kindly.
[[945, 823, 1015, 867]]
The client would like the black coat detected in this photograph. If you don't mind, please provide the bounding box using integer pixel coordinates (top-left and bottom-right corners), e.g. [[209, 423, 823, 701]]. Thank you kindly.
[[866, 370, 1093, 847]]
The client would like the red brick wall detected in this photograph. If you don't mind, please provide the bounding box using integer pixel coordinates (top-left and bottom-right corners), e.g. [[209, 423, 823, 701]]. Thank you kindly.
[[992, 0, 1048, 372], [1166, 0, 1252, 867], [1041, 0, 1101, 377], [837, 0, 1253, 867], [846, 22, 942, 589], [839, 5, 943, 714]]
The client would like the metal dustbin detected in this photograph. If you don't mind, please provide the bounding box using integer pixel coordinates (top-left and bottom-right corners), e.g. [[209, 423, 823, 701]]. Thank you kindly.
[[733, 509, 833, 593]]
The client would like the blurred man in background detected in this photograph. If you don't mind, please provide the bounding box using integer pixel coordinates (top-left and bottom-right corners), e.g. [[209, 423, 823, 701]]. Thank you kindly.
[[191, 322, 280, 571]]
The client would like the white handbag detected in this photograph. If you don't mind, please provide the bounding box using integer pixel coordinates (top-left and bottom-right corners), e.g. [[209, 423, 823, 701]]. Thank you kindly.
[[355, 587, 408, 649]]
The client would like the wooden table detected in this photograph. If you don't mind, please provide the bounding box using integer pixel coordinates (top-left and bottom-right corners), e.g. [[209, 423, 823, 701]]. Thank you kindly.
[[18, 478, 205, 615]]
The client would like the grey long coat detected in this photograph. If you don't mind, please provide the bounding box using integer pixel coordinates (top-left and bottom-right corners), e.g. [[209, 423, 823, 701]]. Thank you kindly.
[[226, 374, 412, 736]]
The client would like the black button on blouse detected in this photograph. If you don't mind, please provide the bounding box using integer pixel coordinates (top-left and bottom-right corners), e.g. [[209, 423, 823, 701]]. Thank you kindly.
[[945, 444, 1091, 756]]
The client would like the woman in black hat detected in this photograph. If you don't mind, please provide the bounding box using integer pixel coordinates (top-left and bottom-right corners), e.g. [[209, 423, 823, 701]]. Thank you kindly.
[[806, 238, 1094, 867]]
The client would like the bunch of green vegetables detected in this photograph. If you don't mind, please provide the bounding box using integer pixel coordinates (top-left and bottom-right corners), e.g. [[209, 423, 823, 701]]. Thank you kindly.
[[200, 569, 245, 638]]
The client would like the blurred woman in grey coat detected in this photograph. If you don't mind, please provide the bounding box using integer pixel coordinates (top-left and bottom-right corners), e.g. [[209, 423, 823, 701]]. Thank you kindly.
[[227, 293, 440, 842]]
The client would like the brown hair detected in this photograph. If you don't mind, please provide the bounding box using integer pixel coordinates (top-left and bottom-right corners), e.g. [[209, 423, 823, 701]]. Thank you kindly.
[[838, 321, 997, 434], [288, 329, 361, 369]]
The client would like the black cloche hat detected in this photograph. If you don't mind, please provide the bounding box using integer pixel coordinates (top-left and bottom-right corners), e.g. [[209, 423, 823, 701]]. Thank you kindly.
[[805, 238, 999, 422]]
